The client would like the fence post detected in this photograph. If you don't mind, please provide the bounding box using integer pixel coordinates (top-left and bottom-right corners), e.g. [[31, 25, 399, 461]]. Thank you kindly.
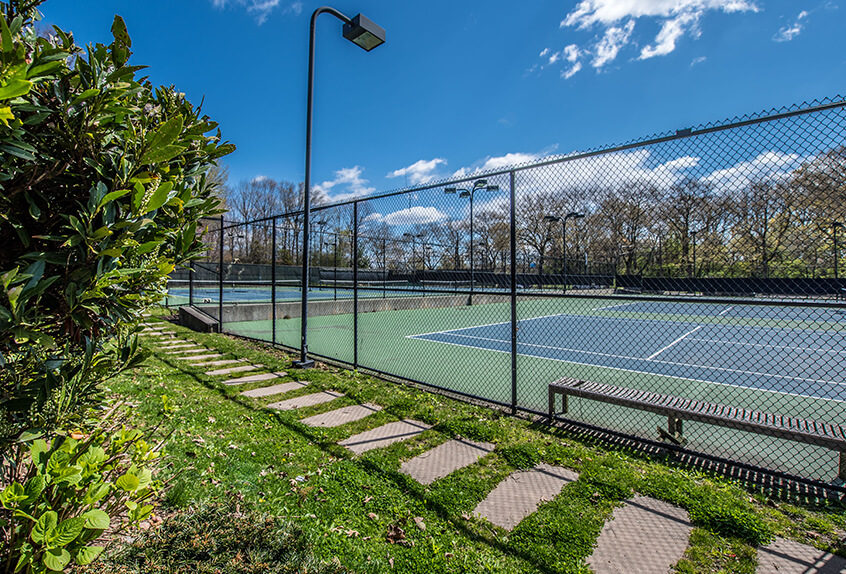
[[188, 261, 194, 307], [218, 215, 224, 331], [353, 201, 359, 370], [272, 218, 277, 346], [510, 170, 517, 415]]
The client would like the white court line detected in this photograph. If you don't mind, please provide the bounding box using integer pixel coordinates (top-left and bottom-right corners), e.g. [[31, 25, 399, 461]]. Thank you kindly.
[[718, 306, 734, 316], [592, 302, 633, 312], [406, 334, 846, 403], [409, 330, 845, 388], [647, 326, 703, 360], [687, 337, 846, 355]]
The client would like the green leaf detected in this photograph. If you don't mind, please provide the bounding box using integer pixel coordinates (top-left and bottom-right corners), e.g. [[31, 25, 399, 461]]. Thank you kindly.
[[43, 547, 71, 572], [97, 188, 130, 209], [82, 483, 110, 506], [1, 482, 26, 505], [31, 511, 57, 544], [0, 11, 13, 52], [0, 78, 33, 100], [140, 144, 186, 165], [53, 517, 85, 546], [71, 88, 100, 105], [146, 116, 183, 150], [75, 545, 104, 566], [115, 473, 139, 492], [144, 180, 173, 213], [23, 475, 45, 503], [0, 105, 14, 126], [29, 439, 50, 469], [111, 15, 131, 47], [135, 241, 160, 255], [82, 509, 110, 530]]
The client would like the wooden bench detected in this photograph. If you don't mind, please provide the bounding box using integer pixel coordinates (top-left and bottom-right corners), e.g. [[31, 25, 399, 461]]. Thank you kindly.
[[548, 377, 846, 481]]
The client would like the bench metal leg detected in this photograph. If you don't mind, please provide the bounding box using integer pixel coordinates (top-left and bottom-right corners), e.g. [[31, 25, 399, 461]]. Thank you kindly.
[[548, 391, 569, 420], [840, 452, 846, 481], [659, 415, 686, 445]]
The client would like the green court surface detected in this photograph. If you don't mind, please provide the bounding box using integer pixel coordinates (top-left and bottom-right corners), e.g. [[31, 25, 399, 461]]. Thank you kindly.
[[222, 296, 846, 483]]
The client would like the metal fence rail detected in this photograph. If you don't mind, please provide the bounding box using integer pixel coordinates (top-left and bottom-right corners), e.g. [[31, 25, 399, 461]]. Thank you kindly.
[[182, 96, 846, 490]]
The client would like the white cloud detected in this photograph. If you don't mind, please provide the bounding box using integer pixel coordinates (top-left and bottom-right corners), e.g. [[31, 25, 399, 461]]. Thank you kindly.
[[773, 10, 809, 42], [312, 166, 375, 203], [592, 20, 635, 68], [690, 56, 707, 67], [387, 158, 447, 185], [640, 11, 701, 59], [548, 0, 759, 76], [211, 0, 301, 24], [365, 206, 449, 226], [703, 151, 802, 194], [251, 175, 269, 183]]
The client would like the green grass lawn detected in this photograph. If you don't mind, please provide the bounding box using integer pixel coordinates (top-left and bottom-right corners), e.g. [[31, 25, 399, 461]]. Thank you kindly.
[[92, 312, 846, 573]]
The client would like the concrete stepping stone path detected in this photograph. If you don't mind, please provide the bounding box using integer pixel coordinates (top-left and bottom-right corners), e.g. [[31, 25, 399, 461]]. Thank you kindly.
[[473, 464, 578, 531], [268, 390, 344, 411], [757, 537, 846, 574], [301, 403, 382, 428], [223, 371, 287, 386], [400, 439, 494, 485], [339, 419, 432, 455], [240, 381, 308, 398], [165, 348, 207, 355], [588, 496, 692, 574], [206, 364, 261, 376]]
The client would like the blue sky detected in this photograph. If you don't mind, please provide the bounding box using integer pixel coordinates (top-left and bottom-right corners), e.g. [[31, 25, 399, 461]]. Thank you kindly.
[[41, 0, 845, 203]]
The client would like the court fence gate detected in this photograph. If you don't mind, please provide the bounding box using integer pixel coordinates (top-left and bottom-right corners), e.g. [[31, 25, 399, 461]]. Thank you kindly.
[[173, 96, 846, 492]]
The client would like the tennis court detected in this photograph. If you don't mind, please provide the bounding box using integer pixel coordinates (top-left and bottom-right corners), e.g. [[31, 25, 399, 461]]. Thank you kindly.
[[222, 295, 845, 480]]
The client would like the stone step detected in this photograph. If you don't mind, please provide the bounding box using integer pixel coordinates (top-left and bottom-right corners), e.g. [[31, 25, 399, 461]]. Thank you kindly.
[[159, 342, 194, 349], [206, 364, 261, 376], [757, 537, 846, 574], [240, 381, 308, 398], [473, 464, 578, 531], [175, 354, 225, 362], [588, 496, 692, 574], [147, 331, 176, 337], [223, 372, 288, 386], [268, 391, 344, 411], [339, 419, 432, 455], [188, 359, 244, 367], [400, 439, 494, 485], [300, 403, 382, 428], [165, 348, 207, 355]]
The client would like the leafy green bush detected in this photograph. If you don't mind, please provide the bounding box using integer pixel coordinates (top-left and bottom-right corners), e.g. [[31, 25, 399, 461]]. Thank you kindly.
[[1, 3, 233, 570], [76, 503, 343, 574], [0, 4, 231, 441], [1, 412, 164, 573]]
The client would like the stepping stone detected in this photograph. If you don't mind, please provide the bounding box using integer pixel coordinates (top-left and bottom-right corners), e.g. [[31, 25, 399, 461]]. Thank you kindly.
[[473, 464, 578, 531], [301, 403, 382, 428], [268, 390, 344, 411], [588, 496, 692, 574], [339, 419, 432, 455], [240, 381, 308, 398], [400, 439, 494, 485], [160, 342, 193, 349], [148, 331, 176, 337], [757, 537, 846, 574], [223, 371, 287, 386], [206, 364, 261, 376], [188, 359, 244, 367], [165, 348, 207, 355], [175, 354, 224, 362]]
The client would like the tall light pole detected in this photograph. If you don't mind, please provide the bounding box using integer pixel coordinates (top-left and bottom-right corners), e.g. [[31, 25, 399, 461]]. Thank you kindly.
[[834, 221, 844, 280], [295, 7, 385, 369], [544, 211, 585, 294], [690, 229, 699, 278], [446, 179, 500, 304]]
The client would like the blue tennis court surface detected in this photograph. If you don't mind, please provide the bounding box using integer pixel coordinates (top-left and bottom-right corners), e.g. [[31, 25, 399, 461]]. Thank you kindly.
[[595, 300, 846, 322], [409, 310, 846, 401]]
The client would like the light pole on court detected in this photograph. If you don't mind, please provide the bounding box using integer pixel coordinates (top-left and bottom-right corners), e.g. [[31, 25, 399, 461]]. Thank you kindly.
[[544, 211, 584, 294], [445, 179, 500, 304], [295, 7, 385, 368]]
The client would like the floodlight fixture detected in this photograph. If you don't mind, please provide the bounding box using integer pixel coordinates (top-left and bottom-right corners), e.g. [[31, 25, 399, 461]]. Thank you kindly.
[[444, 187, 457, 194], [459, 191, 471, 198], [343, 14, 386, 51]]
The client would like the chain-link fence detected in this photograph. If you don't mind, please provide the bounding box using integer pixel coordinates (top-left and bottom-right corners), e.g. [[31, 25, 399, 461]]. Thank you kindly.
[[184, 97, 846, 489]]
